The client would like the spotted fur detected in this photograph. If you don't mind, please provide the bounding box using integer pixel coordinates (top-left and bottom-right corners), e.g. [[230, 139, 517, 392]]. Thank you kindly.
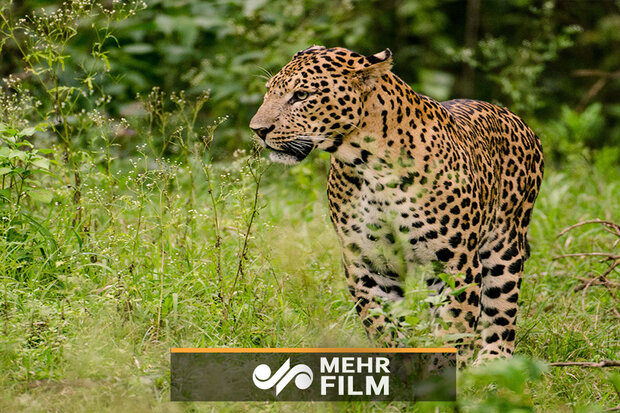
[[250, 46, 544, 364]]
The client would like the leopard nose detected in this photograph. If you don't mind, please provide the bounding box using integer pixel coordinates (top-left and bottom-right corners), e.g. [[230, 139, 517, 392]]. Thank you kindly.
[[251, 125, 274, 140]]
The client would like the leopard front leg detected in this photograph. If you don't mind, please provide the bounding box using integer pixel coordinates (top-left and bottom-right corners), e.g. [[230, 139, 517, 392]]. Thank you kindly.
[[341, 251, 405, 347]]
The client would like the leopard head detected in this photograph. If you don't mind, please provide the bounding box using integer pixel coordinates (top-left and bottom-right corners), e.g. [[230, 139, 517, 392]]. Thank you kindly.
[[250, 46, 393, 164]]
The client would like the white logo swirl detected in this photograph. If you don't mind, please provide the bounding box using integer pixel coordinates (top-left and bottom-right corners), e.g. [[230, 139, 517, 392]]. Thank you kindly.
[[252, 358, 313, 396]]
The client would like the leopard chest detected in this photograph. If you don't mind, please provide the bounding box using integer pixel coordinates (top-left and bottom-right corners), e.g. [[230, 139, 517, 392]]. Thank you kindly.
[[327, 163, 464, 276]]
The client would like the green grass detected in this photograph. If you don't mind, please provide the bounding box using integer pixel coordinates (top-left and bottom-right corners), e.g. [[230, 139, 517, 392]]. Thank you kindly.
[[1, 2, 618, 411], [0, 142, 618, 412]]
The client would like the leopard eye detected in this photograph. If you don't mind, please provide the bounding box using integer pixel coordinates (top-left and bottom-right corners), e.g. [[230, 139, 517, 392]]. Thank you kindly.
[[292, 90, 310, 102]]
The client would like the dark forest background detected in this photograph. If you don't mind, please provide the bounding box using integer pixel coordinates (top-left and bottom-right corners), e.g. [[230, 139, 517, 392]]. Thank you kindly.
[[2, 0, 620, 165]]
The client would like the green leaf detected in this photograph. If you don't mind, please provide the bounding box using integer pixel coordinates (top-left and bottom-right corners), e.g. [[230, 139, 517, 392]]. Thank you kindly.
[[35, 122, 49, 132], [438, 273, 456, 290], [27, 188, 53, 203], [0, 167, 12, 175], [450, 284, 471, 297], [71, 227, 83, 250], [18, 127, 37, 137], [1, 127, 17, 137], [0, 188, 10, 201], [15, 141, 33, 148], [31, 157, 50, 170], [8, 149, 27, 161], [20, 212, 58, 252], [424, 295, 448, 306], [404, 315, 420, 326]]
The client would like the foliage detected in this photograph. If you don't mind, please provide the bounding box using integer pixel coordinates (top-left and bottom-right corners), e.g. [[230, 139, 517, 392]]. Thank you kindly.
[[0, 123, 53, 207], [449, 1, 582, 114], [459, 357, 549, 412], [3, 0, 620, 161], [0, 1, 619, 412]]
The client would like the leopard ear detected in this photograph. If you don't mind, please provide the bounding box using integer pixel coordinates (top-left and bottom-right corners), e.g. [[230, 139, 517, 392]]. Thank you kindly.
[[294, 45, 326, 58], [353, 49, 393, 92], [366, 48, 392, 65]]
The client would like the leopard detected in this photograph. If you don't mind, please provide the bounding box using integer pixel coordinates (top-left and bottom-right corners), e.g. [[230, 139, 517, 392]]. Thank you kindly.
[[250, 45, 544, 364]]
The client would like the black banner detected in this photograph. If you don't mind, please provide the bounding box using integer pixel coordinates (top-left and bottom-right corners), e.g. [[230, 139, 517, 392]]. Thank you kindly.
[[170, 349, 456, 402]]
